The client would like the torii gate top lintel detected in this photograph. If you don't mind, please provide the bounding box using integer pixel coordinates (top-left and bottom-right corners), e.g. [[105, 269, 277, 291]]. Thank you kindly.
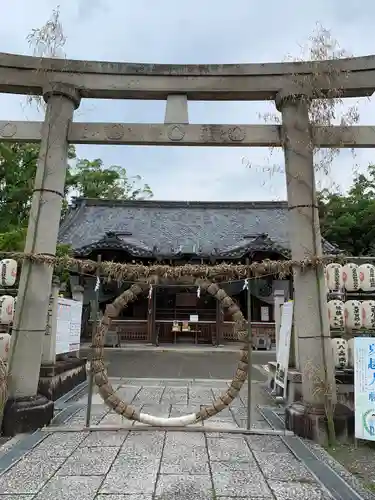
[[0, 51, 374, 100]]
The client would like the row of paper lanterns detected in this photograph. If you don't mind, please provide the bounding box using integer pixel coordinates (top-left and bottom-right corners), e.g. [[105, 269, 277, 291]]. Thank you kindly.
[[0, 260, 18, 326], [328, 299, 375, 330], [2, 258, 375, 292], [325, 263, 375, 292], [3, 295, 371, 330], [2, 258, 375, 293]]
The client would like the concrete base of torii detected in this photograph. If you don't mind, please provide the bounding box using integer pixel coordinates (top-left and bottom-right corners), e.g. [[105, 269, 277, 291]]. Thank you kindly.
[[285, 402, 354, 445], [2, 395, 54, 437]]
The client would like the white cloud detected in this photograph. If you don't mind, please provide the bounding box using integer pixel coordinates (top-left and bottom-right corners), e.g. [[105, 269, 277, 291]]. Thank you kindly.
[[1, 0, 374, 201]]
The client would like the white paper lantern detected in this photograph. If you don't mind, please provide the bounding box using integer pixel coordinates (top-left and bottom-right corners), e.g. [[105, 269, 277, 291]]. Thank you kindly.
[[325, 263, 343, 291], [0, 333, 11, 361], [342, 263, 360, 292], [327, 300, 345, 329], [361, 300, 375, 329], [331, 338, 348, 369], [0, 259, 18, 287], [344, 300, 362, 330], [348, 338, 355, 368], [0, 295, 15, 324], [358, 264, 375, 292]]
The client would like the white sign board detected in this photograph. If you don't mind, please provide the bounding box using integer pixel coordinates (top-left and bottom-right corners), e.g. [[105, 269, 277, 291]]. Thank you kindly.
[[354, 337, 375, 441], [56, 298, 83, 354], [261, 306, 269, 322], [190, 314, 199, 322], [275, 300, 294, 395]]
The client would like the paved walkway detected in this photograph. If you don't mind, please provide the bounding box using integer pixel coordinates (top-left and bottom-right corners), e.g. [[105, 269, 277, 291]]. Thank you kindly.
[[0, 378, 371, 500], [78, 349, 274, 380]]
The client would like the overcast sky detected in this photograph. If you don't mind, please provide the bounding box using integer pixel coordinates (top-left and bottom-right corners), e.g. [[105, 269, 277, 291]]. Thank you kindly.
[[1, 0, 374, 201]]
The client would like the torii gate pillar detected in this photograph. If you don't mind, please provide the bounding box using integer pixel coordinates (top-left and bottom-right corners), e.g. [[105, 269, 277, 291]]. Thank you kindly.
[[276, 89, 350, 443]]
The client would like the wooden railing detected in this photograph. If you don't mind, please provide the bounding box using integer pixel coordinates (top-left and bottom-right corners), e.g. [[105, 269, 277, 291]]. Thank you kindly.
[[86, 319, 275, 344], [222, 321, 276, 343], [87, 319, 148, 342]]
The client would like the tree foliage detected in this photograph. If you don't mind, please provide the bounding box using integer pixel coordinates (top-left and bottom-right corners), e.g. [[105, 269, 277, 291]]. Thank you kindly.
[[319, 164, 375, 256], [0, 7, 152, 266], [66, 158, 152, 200], [261, 23, 359, 180], [0, 142, 152, 253]]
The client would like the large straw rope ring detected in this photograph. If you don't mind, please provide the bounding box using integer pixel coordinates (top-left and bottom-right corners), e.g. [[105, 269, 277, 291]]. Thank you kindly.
[[91, 278, 248, 426]]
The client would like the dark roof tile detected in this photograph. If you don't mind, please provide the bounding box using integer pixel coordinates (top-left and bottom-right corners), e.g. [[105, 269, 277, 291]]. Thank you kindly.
[[58, 198, 339, 257]]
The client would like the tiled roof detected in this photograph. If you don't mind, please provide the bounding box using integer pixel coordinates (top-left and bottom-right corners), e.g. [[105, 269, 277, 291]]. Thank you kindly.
[[58, 198, 340, 259]]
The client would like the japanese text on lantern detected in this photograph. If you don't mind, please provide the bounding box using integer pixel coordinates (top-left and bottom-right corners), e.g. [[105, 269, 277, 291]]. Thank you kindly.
[[369, 343, 375, 403]]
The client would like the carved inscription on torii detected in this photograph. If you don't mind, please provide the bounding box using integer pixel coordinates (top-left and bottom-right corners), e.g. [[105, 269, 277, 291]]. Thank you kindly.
[[71, 123, 249, 145], [200, 125, 246, 143], [0, 120, 371, 148]]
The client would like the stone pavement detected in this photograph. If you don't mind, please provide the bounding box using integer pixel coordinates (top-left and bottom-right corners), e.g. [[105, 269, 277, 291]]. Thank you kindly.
[[77, 348, 275, 380], [0, 378, 369, 499]]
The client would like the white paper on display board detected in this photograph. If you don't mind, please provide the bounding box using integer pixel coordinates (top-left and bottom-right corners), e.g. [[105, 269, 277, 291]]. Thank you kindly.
[[275, 300, 294, 396], [56, 298, 83, 355], [261, 306, 269, 322], [354, 337, 375, 441]]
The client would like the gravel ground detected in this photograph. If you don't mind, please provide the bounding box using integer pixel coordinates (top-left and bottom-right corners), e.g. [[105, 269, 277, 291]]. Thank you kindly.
[[304, 438, 375, 499]]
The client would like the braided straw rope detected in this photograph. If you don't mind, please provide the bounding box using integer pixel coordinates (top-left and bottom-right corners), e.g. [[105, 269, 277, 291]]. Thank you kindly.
[[91, 278, 249, 424]]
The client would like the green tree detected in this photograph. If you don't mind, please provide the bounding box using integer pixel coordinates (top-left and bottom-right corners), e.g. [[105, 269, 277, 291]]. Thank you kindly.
[[0, 143, 39, 232], [66, 158, 152, 200], [0, 142, 152, 253], [318, 165, 375, 255]]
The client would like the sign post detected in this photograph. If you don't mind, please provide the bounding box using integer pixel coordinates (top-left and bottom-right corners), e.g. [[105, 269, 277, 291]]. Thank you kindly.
[[85, 255, 101, 428], [354, 337, 375, 441], [245, 259, 253, 430]]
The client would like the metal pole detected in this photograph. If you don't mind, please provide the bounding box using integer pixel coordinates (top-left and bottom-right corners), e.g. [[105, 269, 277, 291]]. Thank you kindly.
[[246, 259, 253, 430], [85, 255, 101, 428]]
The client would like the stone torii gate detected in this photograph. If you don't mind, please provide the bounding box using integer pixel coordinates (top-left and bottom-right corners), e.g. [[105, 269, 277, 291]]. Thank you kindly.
[[1, 52, 375, 437]]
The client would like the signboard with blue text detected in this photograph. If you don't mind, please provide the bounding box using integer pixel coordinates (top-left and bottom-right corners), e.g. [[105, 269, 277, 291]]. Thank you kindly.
[[354, 337, 375, 441]]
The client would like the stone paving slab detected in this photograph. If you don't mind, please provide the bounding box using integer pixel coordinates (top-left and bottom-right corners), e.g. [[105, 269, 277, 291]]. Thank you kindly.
[[0, 377, 366, 499], [0, 431, 331, 499]]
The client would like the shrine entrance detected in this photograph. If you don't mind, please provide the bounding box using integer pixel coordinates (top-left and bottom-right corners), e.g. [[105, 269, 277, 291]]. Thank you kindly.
[[1, 51, 374, 436]]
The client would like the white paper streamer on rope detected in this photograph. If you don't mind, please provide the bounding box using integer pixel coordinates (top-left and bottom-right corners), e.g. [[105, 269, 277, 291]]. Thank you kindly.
[[148, 284, 153, 300], [197, 286, 201, 298], [94, 277, 101, 292], [243, 279, 249, 291]]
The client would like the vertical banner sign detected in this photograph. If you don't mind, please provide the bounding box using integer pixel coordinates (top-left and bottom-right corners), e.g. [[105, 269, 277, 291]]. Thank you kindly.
[[354, 337, 375, 441], [275, 300, 294, 397]]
